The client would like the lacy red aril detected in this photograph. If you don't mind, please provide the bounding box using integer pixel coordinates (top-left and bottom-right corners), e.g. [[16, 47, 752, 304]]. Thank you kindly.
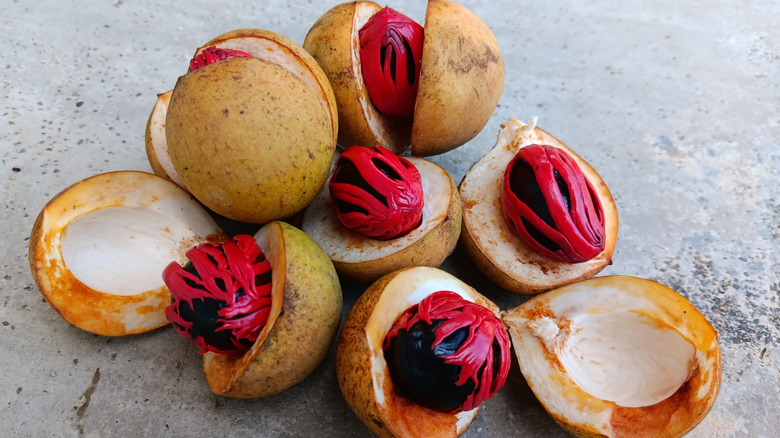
[[163, 234, 273, 354], [383, 290, 511, 413], [329, 145, 424, 240], [500, 144, 605, 263], [189, 46, 253, 71], [358, 6, 424, 118]]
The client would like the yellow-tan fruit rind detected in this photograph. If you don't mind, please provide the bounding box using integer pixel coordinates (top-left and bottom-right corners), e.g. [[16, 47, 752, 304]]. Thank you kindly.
[[203, 221, 343, 398]]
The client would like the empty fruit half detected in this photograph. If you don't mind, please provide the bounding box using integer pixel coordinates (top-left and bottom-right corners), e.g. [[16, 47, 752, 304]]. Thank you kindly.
[[28, 171, 227, 336], [502, 275, 721, 438]]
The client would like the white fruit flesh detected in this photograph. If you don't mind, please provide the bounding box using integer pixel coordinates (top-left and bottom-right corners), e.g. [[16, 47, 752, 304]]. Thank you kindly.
[[556, 311, 694, 408], [503, 276, 721, 438], [303, 157, 451, 263], [61, 206, 211, 296], [146, 91, 186, 188], [30, 171, 224, 335]]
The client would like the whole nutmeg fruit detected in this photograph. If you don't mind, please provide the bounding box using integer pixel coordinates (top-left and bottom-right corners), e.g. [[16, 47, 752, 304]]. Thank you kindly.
[[160, 29, 338, 223]]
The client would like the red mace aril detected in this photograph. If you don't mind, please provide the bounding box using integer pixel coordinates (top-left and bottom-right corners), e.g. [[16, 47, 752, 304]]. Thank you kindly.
[[329, 145, 424, 240], [500, 144, 605, 263], [383, 290, 510, 413], [163, 234, 273, 355], [189, 45, 253, 71], [358, 6, 424, 118]]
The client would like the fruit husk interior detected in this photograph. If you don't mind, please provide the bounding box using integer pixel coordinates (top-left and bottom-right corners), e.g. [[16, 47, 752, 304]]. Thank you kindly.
[[28, 171, 226, 336], [502, 276, 721, 438]]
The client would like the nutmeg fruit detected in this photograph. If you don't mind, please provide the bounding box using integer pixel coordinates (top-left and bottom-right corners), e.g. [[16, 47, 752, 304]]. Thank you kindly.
[[336, 267, 508, 437], [200, 221, 343, 398], [304, 0, 503, 156], [302, 151, 461, 284], [460, 119, 618, 294], [163, 29, 338, 223], [502, 276, 721, 438], [28, 171, 227, 336]]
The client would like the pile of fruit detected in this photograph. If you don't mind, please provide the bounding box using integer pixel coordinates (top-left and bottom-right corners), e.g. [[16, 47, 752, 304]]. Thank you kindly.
[[27, 1, 721, 437]]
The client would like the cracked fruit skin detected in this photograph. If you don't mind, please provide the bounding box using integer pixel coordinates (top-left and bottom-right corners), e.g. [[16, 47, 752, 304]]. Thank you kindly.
[[202, 221, 342, 398], [166, 48, 335, 224]]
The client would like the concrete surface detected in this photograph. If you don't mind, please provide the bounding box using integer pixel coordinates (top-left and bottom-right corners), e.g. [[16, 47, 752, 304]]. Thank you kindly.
[[2, 0, 778, 436]]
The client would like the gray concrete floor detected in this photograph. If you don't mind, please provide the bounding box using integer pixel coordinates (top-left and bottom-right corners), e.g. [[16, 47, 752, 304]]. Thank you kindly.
[[2, 0, 778, 436]]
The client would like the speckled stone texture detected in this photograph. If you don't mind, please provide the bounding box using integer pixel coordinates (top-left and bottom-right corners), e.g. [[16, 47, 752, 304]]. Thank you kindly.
[[2, 0, 778, 437]]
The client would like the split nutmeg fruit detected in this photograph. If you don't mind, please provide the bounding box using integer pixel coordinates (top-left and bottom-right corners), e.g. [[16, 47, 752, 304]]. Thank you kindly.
[[304, 0, 504, 156], [302, 146, 461, 284]]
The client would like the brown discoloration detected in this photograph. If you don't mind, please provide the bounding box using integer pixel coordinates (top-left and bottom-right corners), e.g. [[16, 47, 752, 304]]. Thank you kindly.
[[410, 0, 504, 156]]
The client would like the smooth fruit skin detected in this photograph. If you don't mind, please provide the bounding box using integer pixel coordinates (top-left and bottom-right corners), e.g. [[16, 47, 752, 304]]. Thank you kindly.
[[410, 0, 504, 156], [193, 28, 339, 145], [166, 57, 335, 224], [203, 222, 342, 398]]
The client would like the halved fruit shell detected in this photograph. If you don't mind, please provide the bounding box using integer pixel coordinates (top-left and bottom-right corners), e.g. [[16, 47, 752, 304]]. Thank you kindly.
[[301, 156, 461, 284], [410, 0, 504, 156], [202, 221, 343, 398], [28, 171, 227, 336], [303, 0, 503, 156], [337, 267, 501, 438], [144, 90, 187, 190], [460, 118, 618, 294], [502, 275, 721, 438]]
